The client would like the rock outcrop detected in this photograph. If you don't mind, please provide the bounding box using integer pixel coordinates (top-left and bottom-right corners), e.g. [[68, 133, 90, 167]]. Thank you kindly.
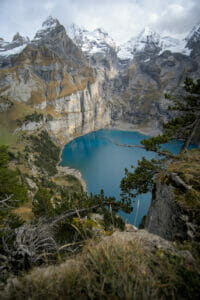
[[0, 16, 111, 145], [145, 150, 200, 242], [68, 22, 200, 135], [145, 182, 188, 241]]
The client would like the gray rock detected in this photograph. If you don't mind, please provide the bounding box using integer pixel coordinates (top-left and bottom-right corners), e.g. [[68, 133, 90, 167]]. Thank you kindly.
[[145, 182, 187, 241]]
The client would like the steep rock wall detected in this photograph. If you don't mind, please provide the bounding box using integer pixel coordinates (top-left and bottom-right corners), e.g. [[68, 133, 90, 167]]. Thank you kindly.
[[0, 20, 111, 145], [145, 182, 188, 241]]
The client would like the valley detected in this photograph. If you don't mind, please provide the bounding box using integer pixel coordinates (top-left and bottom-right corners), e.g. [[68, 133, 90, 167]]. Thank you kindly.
[[0, 14, 200, 299]]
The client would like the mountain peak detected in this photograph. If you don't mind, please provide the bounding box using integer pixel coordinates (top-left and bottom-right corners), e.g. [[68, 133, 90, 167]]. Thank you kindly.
[[12, 32, 29, 44], [12, 32, 22, 41], [186, 21, 200, 44], [94, 28, 107, 35], [118, 26, 192, 60], [67, 23, 116, 55], [42, 16, 60, 28], [34, 16, 61, 41], [137, 27, 160, 42]]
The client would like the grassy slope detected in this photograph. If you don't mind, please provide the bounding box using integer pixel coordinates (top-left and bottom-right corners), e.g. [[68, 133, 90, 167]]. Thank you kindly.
[[3, 235, 200, 300], [168, 149, 200, 223]]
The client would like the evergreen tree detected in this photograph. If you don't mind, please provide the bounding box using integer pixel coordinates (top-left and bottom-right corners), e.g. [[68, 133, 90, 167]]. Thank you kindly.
[[120, 77, 200, 203], [141, 77, 200, 154], [0, 145, 28, 213]]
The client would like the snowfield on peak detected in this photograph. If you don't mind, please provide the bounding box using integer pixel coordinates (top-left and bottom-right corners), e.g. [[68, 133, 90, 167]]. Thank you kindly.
[[34, 16, 59, 40], [0, 44, 27, 57], [67, 24, 117, 55], [160, 37, 191, 56], [118, 27, 191, 60], [186, 22, 200, 43]]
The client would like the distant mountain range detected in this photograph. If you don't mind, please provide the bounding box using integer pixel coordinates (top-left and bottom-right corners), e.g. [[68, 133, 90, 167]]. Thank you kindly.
[[0, 16, 200, 144], [1, 16, 200, 60]]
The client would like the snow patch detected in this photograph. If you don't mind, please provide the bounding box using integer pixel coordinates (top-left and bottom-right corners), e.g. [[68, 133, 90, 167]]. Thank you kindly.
[[33, 16, 59, 40], [186, 23, 200, 42], [0, 44, 27, 57], [118, 27, 191, 60], [67, 23, 117, 55]]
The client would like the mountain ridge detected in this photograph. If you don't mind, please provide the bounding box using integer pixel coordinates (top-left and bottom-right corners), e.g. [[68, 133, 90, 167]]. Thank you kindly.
[[0, 16, 200, 144], [0, 16, 199, 61]]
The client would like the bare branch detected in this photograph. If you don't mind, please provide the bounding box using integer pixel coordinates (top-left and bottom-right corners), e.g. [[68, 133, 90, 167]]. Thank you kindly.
[[0, 194, 19, 209], [50, 202, 120, 227]]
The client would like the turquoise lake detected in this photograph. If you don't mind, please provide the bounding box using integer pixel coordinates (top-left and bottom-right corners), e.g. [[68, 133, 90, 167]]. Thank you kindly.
[[60, 129, 186, 227]]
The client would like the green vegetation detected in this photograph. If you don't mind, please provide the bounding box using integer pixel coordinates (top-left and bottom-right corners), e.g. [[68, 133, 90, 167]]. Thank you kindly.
[[0, 96, 13, 111], [168, 149, 200, 224], [141, 77, 200, 154], [0, 145, 28, 207], [32, 187, 130, 243], [16, 111, 44, 126], [28, 130, 60, 176], [1, 76, 199, 298], [121, 77, 200, 203], [121, 157, 163, 202], [0, 142, 132, 287], [54, 174, 83, 193], [0, 146, 28, 284]]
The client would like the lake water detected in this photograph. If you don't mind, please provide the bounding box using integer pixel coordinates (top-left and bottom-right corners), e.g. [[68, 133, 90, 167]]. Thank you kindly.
[[60, 129, 186, 227]]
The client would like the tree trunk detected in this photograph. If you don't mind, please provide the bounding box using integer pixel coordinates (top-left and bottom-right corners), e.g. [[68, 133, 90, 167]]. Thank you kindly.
[[180, 117, 200, 154]]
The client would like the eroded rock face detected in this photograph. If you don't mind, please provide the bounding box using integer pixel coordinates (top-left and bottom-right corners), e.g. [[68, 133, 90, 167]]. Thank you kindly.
[[109, 49, 200, 134], [0, 17, 111, 144], [145, 181, 200, 242], [69, 23, 200, 135], [0, 17, 200, 143], [145, 182, 188, 241]]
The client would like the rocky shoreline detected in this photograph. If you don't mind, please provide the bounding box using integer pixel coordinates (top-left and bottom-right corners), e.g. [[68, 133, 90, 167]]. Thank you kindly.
[[57, 165, 87, 192]]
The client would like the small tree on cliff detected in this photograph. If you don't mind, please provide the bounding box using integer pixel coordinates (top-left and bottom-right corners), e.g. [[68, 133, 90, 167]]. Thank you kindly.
[[141, 77, 200, 154], [120, 77, 200, 203]]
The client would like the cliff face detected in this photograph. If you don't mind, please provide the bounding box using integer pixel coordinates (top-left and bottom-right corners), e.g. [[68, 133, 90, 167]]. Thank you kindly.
[[109, 44, 200, 135], [68, 23, 200, 135], [145, 182, 188, 241], [0, 17, 200, 143], [0, 17, 111, 145], [145, 150, 200, 242]]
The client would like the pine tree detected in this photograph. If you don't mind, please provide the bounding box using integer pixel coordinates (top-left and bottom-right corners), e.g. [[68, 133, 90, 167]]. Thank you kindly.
[[141, 77, 200, 154], [120, 77, 200, 203]]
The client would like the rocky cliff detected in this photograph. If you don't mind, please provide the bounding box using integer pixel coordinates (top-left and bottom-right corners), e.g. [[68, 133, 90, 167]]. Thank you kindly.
[[1, 17, 200, 143], [109, 27, 200, 134], [0, 16, 111, 145], [145, 150, 200, 242], [67, 23, 200, 135]]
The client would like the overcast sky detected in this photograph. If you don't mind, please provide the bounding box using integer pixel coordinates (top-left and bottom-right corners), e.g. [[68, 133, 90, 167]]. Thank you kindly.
[[0, 0, 200, 44]]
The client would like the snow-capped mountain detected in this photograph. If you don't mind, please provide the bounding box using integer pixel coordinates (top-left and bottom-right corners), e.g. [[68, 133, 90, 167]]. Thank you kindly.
[[67, 23, 117, 55], [118, 26, 191, 60], [186, 22, 200, 52], [34, 16, 60, 41], [0, 32, 29, 57], [0, 16, 199, 62], [186, 22, 200, 43]]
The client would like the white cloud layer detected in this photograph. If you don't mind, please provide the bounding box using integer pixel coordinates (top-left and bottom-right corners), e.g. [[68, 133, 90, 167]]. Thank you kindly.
[[0, 0, 200, 43]]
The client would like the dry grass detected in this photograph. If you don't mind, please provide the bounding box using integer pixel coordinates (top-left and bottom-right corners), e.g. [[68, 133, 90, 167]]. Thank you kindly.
[[168, 149, 200, 211], [12, 201, 33, 222], [3, 236, 200, 299]]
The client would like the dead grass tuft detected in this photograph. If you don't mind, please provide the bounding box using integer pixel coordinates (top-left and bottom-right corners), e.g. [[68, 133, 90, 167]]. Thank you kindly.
[[3, 236, 200, 299]]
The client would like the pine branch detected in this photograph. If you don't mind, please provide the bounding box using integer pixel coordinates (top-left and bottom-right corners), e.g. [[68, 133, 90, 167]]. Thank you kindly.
[[50, 202, 121, 227]]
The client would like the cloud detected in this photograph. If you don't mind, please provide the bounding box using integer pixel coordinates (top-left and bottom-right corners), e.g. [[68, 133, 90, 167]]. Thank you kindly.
[[0, 0, 199, 44]]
